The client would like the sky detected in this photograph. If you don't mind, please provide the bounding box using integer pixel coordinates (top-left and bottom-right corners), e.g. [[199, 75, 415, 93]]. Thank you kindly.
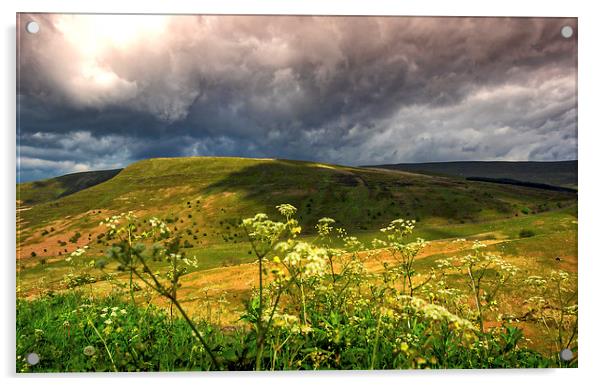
[[17, 14, 577, 182]]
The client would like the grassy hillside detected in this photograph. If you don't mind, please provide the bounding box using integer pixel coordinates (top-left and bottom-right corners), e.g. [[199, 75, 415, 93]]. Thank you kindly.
[[17, 169, 123, 206], [17, 157, 575, 243], [368, 160, 577, 189], [17, 156, 576, 287], [16, 156, 578, 362]]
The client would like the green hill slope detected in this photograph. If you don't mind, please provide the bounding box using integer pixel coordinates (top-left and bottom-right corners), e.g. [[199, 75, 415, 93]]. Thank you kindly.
[[18, 169, 123, 206], [18, 157, 575, 243], [17, 156, 577, 303]]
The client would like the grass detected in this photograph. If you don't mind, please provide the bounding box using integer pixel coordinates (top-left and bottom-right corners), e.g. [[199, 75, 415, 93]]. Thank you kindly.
[[17, 290, 560, 372], [17, 157, 577, 297], [16, 156, 578, 370], [18, 157, 574, 230], [17, 157, 575, 254], [16, 291, 223, 372], [17, 206, 577, 294]]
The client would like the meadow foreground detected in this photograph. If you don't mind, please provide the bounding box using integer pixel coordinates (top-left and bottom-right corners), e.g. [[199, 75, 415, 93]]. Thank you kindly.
[[16, 157, 578, 371]]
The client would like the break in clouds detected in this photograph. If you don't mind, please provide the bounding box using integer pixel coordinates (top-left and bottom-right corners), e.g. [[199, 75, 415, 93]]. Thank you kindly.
[[17, 15, 577, 182]]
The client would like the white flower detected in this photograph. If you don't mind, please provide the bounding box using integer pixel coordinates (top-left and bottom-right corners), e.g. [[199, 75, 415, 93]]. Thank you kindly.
[[70, 248, 88, 257]]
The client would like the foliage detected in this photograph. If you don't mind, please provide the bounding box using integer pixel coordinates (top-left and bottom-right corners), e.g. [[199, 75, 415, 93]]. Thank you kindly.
[[523, 270, 578, 358], [16, 292, 223, 372], [16, 204, 576, 371], [435, 242, 519, 333]]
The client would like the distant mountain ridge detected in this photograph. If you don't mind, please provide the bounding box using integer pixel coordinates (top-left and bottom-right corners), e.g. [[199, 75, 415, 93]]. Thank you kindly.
[[18, 169, 123, 206], [366, 161, 577, 189]]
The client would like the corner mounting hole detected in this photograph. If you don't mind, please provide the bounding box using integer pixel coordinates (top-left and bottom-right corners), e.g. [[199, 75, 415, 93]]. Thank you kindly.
[[26, 21, 39, 34], [559, 348, 573, 361], [561, 25, 573, 39], [26, 352, 40, 365]]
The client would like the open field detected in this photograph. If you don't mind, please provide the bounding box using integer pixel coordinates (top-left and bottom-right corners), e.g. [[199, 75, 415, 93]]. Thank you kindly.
[[16, 157, 578, 371]]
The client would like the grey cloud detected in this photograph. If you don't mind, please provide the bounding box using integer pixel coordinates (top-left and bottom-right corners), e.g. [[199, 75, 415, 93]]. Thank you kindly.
[[17, 15, 577, 181]]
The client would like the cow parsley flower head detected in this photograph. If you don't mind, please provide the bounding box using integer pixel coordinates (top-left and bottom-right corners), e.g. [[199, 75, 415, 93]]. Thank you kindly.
[[316, 217, 336, 236], [276, 204, 297, 218]]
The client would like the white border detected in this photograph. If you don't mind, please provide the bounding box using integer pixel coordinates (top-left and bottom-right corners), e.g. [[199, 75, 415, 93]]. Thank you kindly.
[[2, 1, 601, 385]]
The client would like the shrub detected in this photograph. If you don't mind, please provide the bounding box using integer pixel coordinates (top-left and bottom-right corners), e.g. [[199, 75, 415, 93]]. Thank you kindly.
[[519, 229, 536, 238], [69, 232, 82, 244]]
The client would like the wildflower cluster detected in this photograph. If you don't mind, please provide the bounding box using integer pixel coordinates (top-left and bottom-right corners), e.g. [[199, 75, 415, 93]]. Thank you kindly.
[[27, 201, 574, 371], [523, 269, 577, 353], [434, 242, 520, 332], [236, 205, 549, 370], [274, 241, 329, 277]]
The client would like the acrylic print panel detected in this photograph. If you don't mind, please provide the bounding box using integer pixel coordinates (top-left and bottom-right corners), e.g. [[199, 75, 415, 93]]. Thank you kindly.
[[16, 14, 577, 372]]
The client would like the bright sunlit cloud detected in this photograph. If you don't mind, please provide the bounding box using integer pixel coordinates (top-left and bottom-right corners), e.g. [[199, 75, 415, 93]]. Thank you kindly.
[[54, 14, 169, 54]]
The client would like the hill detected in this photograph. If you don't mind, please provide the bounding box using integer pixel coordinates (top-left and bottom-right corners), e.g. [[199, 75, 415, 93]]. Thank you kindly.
[[17, 156, 576, 267], [367, 161, 577, 189], [18, 169, 123, 206], [17, 157, 575, 235]]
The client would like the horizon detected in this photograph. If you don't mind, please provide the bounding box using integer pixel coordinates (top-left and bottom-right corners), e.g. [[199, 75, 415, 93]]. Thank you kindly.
[[17, 14, 577, 182], [17, 155, 578, 183]]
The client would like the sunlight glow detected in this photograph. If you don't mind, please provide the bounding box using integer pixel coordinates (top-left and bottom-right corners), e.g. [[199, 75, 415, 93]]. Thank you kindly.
[[55, 14, 169, 53], [53, 15, 169, 90]]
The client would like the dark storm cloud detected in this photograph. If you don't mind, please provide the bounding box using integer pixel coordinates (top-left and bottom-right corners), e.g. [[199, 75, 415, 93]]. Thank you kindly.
[[17, 15, 577, 181]]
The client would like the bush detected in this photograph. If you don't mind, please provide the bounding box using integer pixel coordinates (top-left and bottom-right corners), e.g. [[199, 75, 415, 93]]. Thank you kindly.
[[519, 229, 536, 238], [69, 232, 82, 244]]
